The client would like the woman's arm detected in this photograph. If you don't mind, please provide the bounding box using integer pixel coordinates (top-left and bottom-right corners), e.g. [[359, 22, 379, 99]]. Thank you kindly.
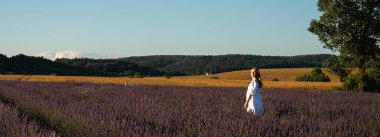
[[244, 81, 257, 109], [244, 94, 252, 109]]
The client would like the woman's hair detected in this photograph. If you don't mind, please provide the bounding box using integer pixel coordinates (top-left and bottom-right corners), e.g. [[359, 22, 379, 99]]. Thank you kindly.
[[252, 67, 263, 88]]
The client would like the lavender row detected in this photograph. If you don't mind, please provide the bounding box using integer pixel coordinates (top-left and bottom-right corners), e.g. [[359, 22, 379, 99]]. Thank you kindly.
[[0, 80, 379, 136], [0, 102, 58, 137]]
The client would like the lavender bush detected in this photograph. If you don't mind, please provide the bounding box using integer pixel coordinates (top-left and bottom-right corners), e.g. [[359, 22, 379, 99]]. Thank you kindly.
[[0, 80, 379, 136], [0, 102, 58, 137]]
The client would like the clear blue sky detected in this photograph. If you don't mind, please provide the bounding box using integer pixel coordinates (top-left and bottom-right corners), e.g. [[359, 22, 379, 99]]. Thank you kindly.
[[0, 0, 331, 59]]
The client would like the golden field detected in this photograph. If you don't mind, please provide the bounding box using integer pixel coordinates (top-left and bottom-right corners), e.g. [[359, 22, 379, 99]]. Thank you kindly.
[[178, 68, 341, 82], [0, 68, 342, 90]]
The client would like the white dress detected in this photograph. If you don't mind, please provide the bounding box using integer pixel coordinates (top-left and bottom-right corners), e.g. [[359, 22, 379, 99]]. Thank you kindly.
[[246, 80, 264, 115]]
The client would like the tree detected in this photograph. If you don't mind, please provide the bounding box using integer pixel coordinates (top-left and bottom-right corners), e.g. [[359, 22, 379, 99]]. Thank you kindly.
[[309, 0, 380, 92], [323, 56, 352, 82], [0, 54, 8, 73], [296, 68, 331, 82]]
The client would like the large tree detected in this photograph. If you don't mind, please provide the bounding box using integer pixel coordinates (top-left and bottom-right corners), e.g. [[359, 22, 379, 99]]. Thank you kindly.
[[309, 0, 380, 92]]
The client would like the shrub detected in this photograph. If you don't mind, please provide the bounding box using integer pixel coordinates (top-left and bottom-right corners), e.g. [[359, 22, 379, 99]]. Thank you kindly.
[[364, 68, 380, 92], [210, 76, 219, 79], [122, 71, 134, 76], [133, 73, 144, 78], [342, 73, 380, 92], [342, 74, 360, 91], [296, 68, 330, 82]]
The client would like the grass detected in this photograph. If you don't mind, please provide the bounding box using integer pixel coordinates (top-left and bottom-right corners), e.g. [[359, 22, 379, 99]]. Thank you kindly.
[[0, 68, 342, 90]]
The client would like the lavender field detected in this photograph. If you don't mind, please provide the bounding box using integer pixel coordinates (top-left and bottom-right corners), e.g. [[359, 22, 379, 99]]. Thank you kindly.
[[0, 80, 379, 137], [0, 102, 57, 136]]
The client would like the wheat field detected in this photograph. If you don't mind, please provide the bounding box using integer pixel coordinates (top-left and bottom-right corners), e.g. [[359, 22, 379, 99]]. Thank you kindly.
[[178, 68, 341, 81], [0, 68, 342, 90]]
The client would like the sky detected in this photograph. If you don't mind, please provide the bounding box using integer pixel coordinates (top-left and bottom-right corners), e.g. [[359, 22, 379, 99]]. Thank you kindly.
[[0, 0, 331, 60]]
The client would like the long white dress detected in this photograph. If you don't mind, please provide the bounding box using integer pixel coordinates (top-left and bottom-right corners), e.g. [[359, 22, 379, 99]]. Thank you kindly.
[[246, 80, 264, 115]]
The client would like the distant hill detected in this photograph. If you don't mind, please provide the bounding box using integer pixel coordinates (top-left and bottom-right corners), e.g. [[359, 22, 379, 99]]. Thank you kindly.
[[0, 53, 333, 76], [120, 54, 334, 75]]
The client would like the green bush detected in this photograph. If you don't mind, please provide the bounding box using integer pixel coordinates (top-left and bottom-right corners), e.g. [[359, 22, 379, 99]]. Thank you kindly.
[[342, 74, 360, 91], [342, 73, 380, 92], [296, 68, 330, 82], [133, 72, 144, 78], [365, 68, 380, 92], [210, 76, 219, 79], [310, 67, 323, 75]]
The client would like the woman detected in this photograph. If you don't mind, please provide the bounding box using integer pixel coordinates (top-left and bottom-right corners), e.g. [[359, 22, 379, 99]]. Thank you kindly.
[[244, 68, 264, 115]]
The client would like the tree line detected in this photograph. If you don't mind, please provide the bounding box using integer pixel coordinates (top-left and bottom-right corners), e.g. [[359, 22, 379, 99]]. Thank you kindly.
[[0, 54, 161, 77], [121, 54, 333, 75], [0, 53, 332, 77]]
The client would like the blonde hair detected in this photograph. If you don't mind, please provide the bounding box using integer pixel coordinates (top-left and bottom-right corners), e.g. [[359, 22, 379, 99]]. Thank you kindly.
[[252, 67, 263, 88]]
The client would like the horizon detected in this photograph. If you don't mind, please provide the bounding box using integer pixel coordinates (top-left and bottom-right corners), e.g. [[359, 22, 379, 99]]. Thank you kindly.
[[1, 0, 332, 60]]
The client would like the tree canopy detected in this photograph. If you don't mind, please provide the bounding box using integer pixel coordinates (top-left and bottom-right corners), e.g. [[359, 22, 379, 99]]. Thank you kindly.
[[309, 0, 380, 92], [121, 54, 332, 75]]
